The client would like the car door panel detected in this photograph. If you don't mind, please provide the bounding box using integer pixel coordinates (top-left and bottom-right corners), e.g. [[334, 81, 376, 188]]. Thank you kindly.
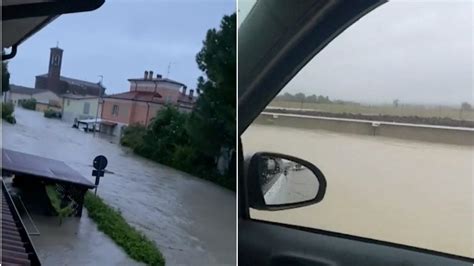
[[239, 219, 472, 266]]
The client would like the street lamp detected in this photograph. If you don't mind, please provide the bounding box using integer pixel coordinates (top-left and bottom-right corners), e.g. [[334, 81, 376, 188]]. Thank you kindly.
[[94, 75, 103, 136]]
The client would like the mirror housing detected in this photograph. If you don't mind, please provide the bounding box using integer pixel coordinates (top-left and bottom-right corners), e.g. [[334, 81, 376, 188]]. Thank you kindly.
[[246, 152, 327, 211]]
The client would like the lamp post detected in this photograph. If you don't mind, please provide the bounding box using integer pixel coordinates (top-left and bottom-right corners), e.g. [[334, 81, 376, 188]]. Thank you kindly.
[[94, 75, 103, 137]]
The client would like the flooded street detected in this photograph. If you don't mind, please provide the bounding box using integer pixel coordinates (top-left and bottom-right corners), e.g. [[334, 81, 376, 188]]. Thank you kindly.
[[2, 108, 235, 265], [243, 124, 473, 258]]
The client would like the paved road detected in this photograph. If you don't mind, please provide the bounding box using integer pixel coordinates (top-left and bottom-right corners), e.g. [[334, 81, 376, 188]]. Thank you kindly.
[[2, 108, 236, 265]]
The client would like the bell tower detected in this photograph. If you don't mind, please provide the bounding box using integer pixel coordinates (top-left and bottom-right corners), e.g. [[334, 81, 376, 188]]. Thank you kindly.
[[47, 46, 63, 93], [48, 46, 63, 79]]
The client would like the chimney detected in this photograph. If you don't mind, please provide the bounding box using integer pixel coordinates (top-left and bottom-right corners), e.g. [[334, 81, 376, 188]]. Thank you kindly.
[[189, 89, 194, 99], [149, 70, 154, 80], [156, 74, 162, 79], [182, 87, 187, 95], [144, 71, 148, 80]]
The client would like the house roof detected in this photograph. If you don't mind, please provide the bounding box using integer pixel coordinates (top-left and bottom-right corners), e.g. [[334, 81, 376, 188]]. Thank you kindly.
[[62, 93, 98, 100], [36, 73, 103, 89], [127, 77, 187, 88], [10, 84, 48, 95], [177, 93, 197, 104], [104, 91, 163, 103], [105, 91, 196, 105]]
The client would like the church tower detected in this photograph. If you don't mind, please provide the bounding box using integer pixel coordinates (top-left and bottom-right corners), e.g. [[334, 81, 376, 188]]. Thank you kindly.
[[47, 46, 63, 92], [48, 46, 63, 79]]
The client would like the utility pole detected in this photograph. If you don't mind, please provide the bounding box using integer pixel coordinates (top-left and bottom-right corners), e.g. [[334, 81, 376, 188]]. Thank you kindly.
[[166, 62, 172, 78], [94, 75, 103, 137]]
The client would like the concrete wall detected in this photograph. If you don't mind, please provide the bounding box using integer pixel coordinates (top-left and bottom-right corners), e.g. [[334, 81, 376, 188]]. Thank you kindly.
[[256, 112, 474, 146], [101, 98, 132, 124], [130, 102, 166, 126], [62, 98, 101, 123], [36, 103, 61, 112], [8, 92, 33, 105], [34, 91, 62, 107]]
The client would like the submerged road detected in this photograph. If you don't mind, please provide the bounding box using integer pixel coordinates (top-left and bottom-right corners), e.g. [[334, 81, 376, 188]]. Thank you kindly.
[[2, 108, 236, 265], [243, 123, 473, 258]]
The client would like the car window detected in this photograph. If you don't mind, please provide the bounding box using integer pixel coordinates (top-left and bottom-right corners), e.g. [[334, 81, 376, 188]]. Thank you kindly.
[[242, 0, 473, 259], [238, 0, 257, 27]]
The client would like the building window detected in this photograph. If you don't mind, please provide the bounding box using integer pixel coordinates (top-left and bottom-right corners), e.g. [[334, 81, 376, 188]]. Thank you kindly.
[[52, 55, 60, 66], [83, 102, 90, 114], [112, 104, 119, 116]]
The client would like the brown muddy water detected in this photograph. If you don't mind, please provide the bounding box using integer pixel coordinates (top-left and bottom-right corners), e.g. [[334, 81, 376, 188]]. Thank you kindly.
[[1, 108, 235, 266], [243, 124, 473, 258]]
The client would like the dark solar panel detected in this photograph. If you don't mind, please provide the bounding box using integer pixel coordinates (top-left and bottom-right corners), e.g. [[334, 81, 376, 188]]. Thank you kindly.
[[2, 149, 95, 189]]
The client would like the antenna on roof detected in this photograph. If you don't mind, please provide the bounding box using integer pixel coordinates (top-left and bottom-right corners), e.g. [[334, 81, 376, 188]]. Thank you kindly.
[[167, 62, 172, 78], [56, 41, 59, 48]]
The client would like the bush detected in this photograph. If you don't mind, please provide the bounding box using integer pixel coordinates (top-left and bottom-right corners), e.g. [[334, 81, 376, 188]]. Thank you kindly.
[[119, 105, 235, 190], [2, 102, 16, 124], [45, 185, 74, 225], [44, 109, 61, 118], [19, 98, 36, 110], [84, 192, 165, 266], [120, 124, 147, 148], [171, 145, 199, 172]]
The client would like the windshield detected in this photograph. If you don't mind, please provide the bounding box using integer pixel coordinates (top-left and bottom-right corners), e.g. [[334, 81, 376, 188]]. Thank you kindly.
[[242, 0, 473, 259], [238, 0, 257, 27]]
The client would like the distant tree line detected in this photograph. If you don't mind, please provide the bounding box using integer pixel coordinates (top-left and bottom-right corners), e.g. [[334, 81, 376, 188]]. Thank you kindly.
[[275, 92, 359, 105]]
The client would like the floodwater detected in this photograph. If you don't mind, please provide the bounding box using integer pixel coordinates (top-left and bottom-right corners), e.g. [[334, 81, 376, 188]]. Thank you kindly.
[[243, 123, 473, 258], [1, 108, 236, 265]]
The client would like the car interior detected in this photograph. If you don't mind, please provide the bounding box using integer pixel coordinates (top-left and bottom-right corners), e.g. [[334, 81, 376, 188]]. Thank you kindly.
[[238, 0, 473, 265]]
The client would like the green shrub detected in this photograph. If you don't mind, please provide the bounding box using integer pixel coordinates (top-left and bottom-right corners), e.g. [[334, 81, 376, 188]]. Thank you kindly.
[[19, 98, 36, 110], [171, 145, 198, 172], [84, 192, 165, 266], [119, 105, 235, 190], [2, 102, 16, 124], [120, 124, 147, 148], [44, 109, 61, 118], [45, 185, 75, 225]]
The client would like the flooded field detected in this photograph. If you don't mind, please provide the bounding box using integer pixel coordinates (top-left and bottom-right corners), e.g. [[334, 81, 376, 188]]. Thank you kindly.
[[243, 124, 473, 258], [1, 108, 235, 265]]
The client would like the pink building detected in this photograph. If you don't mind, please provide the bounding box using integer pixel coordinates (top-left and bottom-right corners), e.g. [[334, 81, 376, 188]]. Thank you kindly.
[[100, 70, 197, 135]]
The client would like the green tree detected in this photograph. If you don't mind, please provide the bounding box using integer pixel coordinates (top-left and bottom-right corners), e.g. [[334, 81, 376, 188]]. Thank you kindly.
[[461, 102, 472, 111], [138, 106, 189, 164], [186, 13, 236, 179]]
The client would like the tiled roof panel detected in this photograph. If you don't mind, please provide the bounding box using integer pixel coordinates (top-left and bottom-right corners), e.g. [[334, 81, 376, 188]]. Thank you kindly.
[[1, 181, 41, 265]]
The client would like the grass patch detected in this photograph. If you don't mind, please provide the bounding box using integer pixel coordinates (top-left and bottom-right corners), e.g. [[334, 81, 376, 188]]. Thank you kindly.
[[84, 192, 165, 266]]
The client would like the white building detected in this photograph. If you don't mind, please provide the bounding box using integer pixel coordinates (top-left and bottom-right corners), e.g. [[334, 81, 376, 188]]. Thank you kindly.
[[6, 84, 61, 106]]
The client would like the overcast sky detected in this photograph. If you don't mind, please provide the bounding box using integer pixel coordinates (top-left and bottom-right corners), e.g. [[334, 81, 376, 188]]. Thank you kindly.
[[240, 0, 473, 106], [283, 0, 473, 106], [9, 0, 235, 94]]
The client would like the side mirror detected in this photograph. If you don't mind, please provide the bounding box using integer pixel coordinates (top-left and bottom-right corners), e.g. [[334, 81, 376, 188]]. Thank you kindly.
[[246, 152, 327, 211]]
